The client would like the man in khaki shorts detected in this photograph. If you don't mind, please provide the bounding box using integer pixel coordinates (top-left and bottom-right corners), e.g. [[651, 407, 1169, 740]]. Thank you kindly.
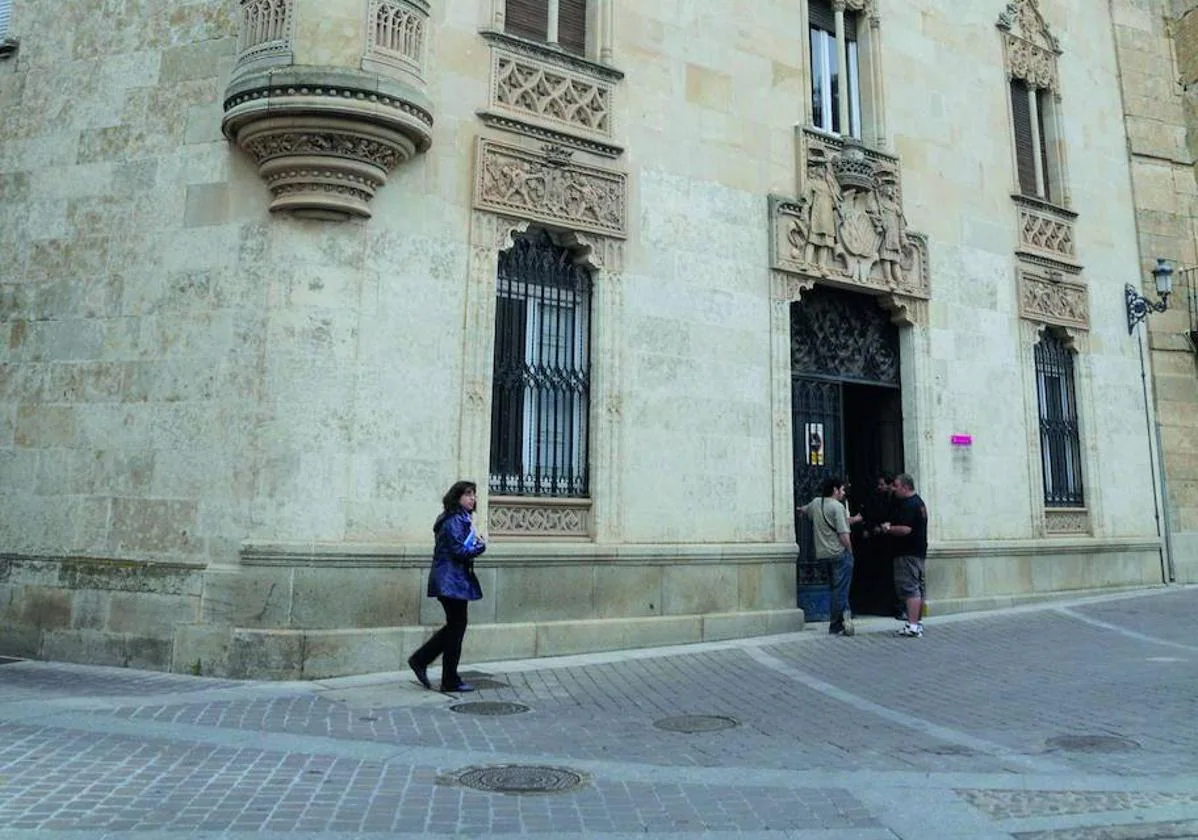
[[799, 476, 855, 636], [880, 473, 927, 638]]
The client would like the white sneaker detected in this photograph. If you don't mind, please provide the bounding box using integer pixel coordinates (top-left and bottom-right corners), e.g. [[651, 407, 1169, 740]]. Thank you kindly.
[[897, 622, 923, 638], [842, 612, 855, 636]]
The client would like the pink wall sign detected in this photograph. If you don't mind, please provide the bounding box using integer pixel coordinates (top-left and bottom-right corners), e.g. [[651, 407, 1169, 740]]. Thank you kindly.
[[950, 434, 973, 447]]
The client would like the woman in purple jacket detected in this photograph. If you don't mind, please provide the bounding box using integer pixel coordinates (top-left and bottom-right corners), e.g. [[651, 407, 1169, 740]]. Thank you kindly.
[[408, 480, 486, 692]]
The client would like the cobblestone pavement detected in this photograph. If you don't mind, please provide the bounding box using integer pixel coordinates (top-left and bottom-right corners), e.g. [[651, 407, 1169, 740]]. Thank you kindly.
[[1, 586, 1197, 839]]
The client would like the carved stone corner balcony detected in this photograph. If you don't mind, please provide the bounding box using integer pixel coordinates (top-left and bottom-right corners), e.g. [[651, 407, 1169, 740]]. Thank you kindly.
[[222, 0, 434, 221]]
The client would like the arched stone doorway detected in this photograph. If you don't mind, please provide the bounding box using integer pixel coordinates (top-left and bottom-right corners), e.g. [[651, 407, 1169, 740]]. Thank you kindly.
[[791, 285, 904, 619]]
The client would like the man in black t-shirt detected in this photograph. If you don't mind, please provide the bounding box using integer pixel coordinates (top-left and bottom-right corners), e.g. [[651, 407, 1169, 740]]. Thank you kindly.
[[880, 473, 928, 638]]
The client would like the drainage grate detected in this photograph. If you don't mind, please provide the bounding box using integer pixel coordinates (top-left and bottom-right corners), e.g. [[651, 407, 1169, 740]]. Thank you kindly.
[[653, 715, 740, 733], [450, 701, 530, 716], [456, 765, 585, 794], [0, 657, 23, 666], [1046, 734, 1141, 753]]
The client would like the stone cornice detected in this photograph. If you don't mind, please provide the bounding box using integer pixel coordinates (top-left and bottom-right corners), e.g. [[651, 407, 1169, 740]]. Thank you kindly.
[[476, 109, 623, 158], [479, 28, 625, 83]]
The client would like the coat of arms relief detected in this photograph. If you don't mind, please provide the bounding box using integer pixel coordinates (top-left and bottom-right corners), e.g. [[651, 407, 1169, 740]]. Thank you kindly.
[[771, 130, 930, 322]]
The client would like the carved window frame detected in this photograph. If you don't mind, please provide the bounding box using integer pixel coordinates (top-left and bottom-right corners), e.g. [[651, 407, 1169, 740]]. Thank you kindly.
[[998, 0, 1070, 210], [460, 208, 625, 544], [800, 0, 888, 150], [1017, 321, 1096, 537]]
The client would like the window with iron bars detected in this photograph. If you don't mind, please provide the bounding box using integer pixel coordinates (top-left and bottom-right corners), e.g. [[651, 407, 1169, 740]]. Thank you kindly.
[[1034, 332, 1084, 507], [489, 229, 592, 498]]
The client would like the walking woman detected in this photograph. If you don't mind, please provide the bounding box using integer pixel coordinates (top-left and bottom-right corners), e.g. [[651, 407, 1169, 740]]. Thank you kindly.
[[407, 480, 486, 692]]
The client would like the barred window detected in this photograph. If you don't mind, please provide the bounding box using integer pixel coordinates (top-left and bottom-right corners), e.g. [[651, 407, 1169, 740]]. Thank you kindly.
[[505, 0, 587, 56], [1034, 332, 1084, 507], [489, 229, 592, 498]]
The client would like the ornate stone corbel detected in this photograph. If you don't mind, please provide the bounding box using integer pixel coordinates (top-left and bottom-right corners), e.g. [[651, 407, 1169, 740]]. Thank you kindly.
[[222, 0, 435, 220]]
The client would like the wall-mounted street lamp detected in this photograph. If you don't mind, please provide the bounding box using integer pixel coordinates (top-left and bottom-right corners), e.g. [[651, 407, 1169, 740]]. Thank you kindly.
[[1126, 258, 1174, 334]]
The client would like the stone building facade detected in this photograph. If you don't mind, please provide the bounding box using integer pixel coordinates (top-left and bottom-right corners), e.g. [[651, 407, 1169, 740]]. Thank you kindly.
[[1111, 0, 1198, 586], [0, 0, 1179, 678]]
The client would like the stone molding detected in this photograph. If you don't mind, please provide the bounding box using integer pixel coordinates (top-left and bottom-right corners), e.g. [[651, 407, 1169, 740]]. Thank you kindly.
[[474, 137, 627, 237], [363, 0, 430, 88], [769, 130, 930, 324], [488, 496, 593, 539], [997, 0, 1061, 92], [479, 29, 624, 84], [1018, 268, 1089, 332], [1044, 508, 1091, 536], [222, 69, 434, 220], [478, 30, 624, 158], [1015, 194, 1078, 266]]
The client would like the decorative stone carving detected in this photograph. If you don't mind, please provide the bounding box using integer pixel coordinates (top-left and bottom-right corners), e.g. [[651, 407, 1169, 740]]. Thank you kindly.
[[474, 138, 627, 237], [223, 0, 436, 220], [234, 0, 296, 76], [223, 69, 434, 220], [364, 0, 429, 87], [1019, 269, 1089, 331], [478, 32, 624, 158], [489, 497, 592, 539], [770, 130, 930, 315], [1016, 195, 1078, 265], [1045, 508, 1090, 535], [997, 0, 1061, 92]]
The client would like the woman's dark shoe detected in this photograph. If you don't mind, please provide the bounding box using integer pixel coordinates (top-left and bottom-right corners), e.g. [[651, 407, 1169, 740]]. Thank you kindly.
[[441, 681, 475, 693], [407, 657, 431, 690]]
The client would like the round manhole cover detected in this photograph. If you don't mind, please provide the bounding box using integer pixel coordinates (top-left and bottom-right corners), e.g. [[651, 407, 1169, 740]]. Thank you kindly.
[[457, 765, 585, 794], [449, 701, 530, 716], [1046, 734, 1140, 753], [653, 715, 740, 733]]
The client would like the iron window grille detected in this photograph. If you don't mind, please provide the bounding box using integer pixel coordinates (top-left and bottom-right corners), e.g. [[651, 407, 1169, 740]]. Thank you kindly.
[[490, 229, 592, 498], [1034, 332, 1084, 507]]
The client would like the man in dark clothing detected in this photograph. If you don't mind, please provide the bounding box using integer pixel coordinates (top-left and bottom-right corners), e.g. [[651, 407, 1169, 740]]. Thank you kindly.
[[881, 473, 928, 638]]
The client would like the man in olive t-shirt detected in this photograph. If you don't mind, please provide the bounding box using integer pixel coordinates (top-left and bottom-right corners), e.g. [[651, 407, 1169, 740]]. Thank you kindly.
[[800, 476, 854, 636]]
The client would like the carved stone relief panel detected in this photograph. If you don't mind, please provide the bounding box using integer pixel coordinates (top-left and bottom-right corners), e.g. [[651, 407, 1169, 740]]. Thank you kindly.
[[770, 129, 930, 319], [235, 0, 296, 75], [1044, 508, 1090, 535], [489, 497, 592, 539], [474, 137, 627, 238], [478, 31, 624, 158], [1018, 267, 1089, 331], [997, 0, 1060, 92], [1016, 195, 1078, 265]]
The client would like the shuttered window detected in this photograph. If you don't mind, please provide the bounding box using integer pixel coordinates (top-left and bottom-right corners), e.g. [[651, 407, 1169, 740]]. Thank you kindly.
[[558, 0, 587, 56], [505, 0, 587, 55], [1010, 79, 1038, 197], [1036, 89, 1053, 203], [506, 0, 549, 43], [0, 0, 11, 37]]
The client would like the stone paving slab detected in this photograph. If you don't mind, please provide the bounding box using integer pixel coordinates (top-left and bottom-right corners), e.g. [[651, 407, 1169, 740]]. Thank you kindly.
[[1, 586, 1197, 838]]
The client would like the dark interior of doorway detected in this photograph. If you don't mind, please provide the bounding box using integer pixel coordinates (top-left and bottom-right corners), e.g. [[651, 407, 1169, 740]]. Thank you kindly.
[[843, 382, 904, 617]]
